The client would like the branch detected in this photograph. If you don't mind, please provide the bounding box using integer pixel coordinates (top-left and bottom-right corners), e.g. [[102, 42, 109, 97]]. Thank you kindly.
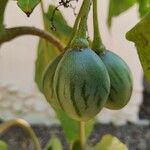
[[0, 26, 64, 52], [0, 119, 41, 150]]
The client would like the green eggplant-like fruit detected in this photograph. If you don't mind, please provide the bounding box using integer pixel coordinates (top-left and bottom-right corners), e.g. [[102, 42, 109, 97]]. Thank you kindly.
[[99, 50, 133, 110], [53, 48, 110, 121], [42, 54, 63, 110]]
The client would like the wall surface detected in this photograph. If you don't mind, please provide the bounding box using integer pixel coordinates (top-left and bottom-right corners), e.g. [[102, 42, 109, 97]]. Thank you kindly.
[[0, 0, 144, 125]]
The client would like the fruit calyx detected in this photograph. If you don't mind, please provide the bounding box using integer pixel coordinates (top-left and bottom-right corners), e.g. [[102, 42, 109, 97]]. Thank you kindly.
[[69, 0, 91, 50], [92, 0, 105, 53]]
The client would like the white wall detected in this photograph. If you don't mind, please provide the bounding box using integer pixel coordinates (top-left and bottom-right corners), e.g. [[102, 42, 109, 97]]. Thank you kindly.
[[0, 0, 144, 125]]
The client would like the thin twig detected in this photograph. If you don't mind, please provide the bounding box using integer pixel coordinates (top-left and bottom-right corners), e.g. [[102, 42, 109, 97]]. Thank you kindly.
[[0, 26, 64, 52]]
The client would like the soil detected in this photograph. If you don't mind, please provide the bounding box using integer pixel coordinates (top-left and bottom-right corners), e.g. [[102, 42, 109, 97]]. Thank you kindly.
[[0, 122, 149, 150]]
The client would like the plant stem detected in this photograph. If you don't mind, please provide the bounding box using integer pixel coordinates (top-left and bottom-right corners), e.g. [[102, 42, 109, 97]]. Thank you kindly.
[[80, 121, 85, 150], [92, 0, 105, 53], [66, 0, 87, 48], [69, 0, 91, 49], [0, 26, 64, 51], [0, 119, 41, 150], [76, 0, 91, 39]]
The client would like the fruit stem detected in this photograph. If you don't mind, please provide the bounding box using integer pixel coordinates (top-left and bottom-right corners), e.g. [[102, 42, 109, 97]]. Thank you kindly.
[[0, 119, 41, 150], [92, 0, 105, 53], [69, 0, 91, 49], [80, 121, 86, 150], [66, 0, 86, 48], [75, 0, 91, 39]]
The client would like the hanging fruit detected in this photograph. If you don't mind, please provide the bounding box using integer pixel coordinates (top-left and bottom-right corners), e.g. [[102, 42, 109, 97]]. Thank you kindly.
[[92, 0, 133, 110]]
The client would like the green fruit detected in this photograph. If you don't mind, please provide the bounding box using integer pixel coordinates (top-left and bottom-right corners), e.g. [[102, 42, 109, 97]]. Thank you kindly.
[[54, 48, 110, 121], [42, 54, 63, 110], [99, 50, 133, 110]]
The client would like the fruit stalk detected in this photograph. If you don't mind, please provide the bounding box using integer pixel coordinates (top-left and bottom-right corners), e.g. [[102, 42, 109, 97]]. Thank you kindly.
[[75, 0, 91, 39], [66, 0, 87, 48], [92, 0, 105, 53], [80, 121, 85, 150], [70, 0, 91, 48]]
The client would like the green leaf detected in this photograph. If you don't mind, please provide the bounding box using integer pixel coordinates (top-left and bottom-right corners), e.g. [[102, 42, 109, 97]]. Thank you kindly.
[[107, 0, 136, 27], [94, 134, 128, 150], [57, 110, 80, 142], [0, 0, 8, 31], [137, 0, 150, 17], [17, 0, 40, 17], [126, 11, 150, 83], [0, 140, 8, 150], [35, 5, 72, 91], [44, 136, 63, 150], [57, 109, 95, 143], [71, 140, 81, 150]]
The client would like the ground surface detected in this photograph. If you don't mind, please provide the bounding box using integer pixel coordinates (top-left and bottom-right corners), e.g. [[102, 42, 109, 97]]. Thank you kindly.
[[0, 122, 149, 150]]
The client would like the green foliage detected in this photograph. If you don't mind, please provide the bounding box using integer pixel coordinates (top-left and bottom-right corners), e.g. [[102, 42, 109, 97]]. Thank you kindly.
[[137, 0, 150, 17], [57, 109, 94, 142], [71, 140, 81, 150], [17, 0, 40, 16], [0, 0, 8, 31], [57, 110, 80, 142], [94, 134, 128, 150], [107, 0, 136, 27], [44, 136, 63, 150], [107, 0, 150, 27], [126, 11, 150, 83], [0, 140, 8, 150]]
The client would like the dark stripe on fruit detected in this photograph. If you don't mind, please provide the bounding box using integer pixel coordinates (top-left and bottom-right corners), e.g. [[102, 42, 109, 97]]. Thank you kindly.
[[111, 85, 118, 94], [109, 94, 115, 102], [81, 81, 88, 109], [70, 81, 81, 117], [97, 95, 103, 107], [93, 86, 101, 107], [111, 69, 123, 83]]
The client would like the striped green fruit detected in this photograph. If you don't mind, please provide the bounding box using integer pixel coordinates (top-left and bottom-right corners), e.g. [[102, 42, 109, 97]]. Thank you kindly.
[[53, 48, 110, 121], [99, 50, 133, 110], [42, 54, 63, 110]]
